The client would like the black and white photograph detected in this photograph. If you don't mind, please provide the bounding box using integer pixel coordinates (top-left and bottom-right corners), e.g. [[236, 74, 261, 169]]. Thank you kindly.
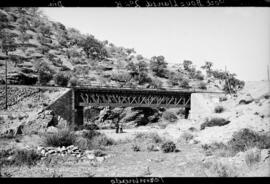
[[0, 4, 269, 178]]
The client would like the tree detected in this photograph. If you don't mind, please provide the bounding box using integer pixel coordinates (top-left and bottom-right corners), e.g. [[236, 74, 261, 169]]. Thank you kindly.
[[201, 61, 213, 77], [150, 56, 168, 78], [80, 35, 108, 59], [126, 48, 136, 55], [35, 61, 54, 85], [54, 72, 70, 87], [38, 23, 51, 37], [168, 71, 184, 86], [137, 60, 148, 73], [183, 60, 192, 71]]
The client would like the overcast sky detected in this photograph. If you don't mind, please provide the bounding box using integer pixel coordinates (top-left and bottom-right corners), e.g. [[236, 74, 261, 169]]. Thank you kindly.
[[42, 8, 270, 82]]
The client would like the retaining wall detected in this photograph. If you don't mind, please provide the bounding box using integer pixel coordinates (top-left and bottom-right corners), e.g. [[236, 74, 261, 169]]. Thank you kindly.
[[46, 89, 74, 125], [190, 93, 221, 121]]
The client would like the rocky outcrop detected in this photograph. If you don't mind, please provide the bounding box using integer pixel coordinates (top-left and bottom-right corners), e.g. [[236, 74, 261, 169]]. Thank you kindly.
[[239, 94, 254, 105], [7, 72, 38, 85]]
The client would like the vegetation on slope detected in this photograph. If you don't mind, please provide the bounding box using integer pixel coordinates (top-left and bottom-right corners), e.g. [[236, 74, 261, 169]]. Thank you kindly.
[[0, 8, 244, 93]]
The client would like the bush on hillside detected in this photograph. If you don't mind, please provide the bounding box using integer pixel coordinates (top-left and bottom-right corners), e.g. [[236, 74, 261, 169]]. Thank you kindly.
[[200, 117, 230, 130], [223, 75, 245, 94], [183, 60, 192, 71], [80, 35, 108, 60], [132, 144, 141, 152], [68, 77, 79, 87], [228, 129, 270, 153], [76, 130, 115, 150], [194, 71, 204, 80], [43, 129, 76, 147], [54, 72, 70, 87], [161, 141, 176, 153], [179, 79, 190, 88], [135, 72, 152, 85], [244, 148, 261, 167], [168, 72, 184, 86], [0, 149, 42, 167], [150, 56, 168, 78], [198, 82, 207, 90], [35, 61, 54, 85], [149, 78, 163, 89], [202, 129, 270, 157], [214, 105, 225, 113]]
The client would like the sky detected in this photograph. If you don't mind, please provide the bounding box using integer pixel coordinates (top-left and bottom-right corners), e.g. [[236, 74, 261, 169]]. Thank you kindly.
[[41, 8, 270, 81]]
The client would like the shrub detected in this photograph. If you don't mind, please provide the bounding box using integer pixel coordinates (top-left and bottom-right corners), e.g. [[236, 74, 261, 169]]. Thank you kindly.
[[80, 35, 108, 59], [183, 60, 192, 71], [136, 54, 144, 60], [179, 79, 190, 88], [91, 133, 115, 148], [147, 144, 158, 152], [214, 105, 225, 113], [223, 74, 245, 94], [149, 78, 163, 89], [150, 56, 168, 78], [208, 161, 235, 177], [0, 149, 42, 167], [200, 117, 230, 130], [93, 149, 106, 157], [201, 142, 234, 157], [168, 72, 184, 86], [198, 82, 207, 90], [162, 111, 178, 122], [111, 72, 132, 83], [161, 141, 176, 153], [178, 132, 194, 143], [219, 96, 228, 102], [43, 129, 76, 147], [54, 72, 70, 87], [228, 129, 270, 153], [134, 132, 163, 144], [36, 61, 54, 85], [83, 124, 99, 131], [202, 129, 270, 157], [69, 77, 79, 87], [82, 129, 101, 140], [148, 132, 163, 144], [245, 148, 261, 167], [13, 149, 42, 166], [195, 71, 204, 80], [75, 130, 114, 150], [132, 144, 141, 152]]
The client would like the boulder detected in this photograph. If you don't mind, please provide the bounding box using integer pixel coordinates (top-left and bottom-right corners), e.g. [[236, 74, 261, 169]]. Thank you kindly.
[[239, 94, 254, 105], [22, 111, 57, 134], [56, 116, 68, 129]]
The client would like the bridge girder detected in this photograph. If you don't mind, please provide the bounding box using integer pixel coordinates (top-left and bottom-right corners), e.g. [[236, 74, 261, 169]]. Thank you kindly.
[[75, 89, 191, 108]]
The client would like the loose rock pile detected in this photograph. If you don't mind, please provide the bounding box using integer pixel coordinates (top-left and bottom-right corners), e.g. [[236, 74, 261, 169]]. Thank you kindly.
[[37, 145, 111, 162], [0, 87, 40, 110]]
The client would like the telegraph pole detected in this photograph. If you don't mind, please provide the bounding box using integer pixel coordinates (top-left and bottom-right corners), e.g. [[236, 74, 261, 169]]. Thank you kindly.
[[5, 51, 7, 110], [267, 65, 270, 81]]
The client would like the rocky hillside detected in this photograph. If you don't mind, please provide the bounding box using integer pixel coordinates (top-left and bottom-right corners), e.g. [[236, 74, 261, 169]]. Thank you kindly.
[[0, 8, 244, 92]]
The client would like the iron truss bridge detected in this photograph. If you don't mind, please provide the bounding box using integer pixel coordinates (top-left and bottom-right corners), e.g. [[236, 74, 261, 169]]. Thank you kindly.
[[74, 86, 223, 108]]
